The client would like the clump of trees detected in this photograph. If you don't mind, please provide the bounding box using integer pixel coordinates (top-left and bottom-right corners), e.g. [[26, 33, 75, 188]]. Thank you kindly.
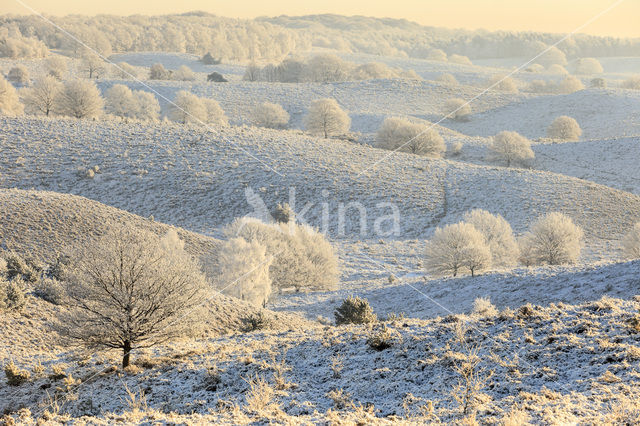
[[105, 84, 160, 121], [488, 131, 534, 167], [375, 117, 445, 157], [56, 229, 209, 368], [253, 102, 290, 129], [0, 31, 48, 58], [547, 116, 582, 140], [519, 213, 583, 266], [304, 98, 350, 138], [168, 90, 228, 126]]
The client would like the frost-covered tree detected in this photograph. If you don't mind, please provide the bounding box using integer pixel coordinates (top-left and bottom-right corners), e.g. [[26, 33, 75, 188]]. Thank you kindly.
[[574, 58, 603, 75], [425, 223, 492, 277], [437, 73, 458, 85], [104, 84, 138, 119], [621, 222, 640, 259], [149, 63, 170, 80], [56, 229, 209, 368], [46, 56, 68, 80], [444, 98, 471, 121], [212, 238, 272, 307], [173, 65, 196, 81], [487, 75, 519, 93], [536, 45, 567, 67], [224, 218, 339, 292], [135, 90, 161, 122], [427, 49, 447, 62], [81, 51, 105, 79], [21, 75, 61, 116], [113, 62, 138, 79], [168, 91, 226, 126], [7, 66, 29, 85], [0, 76, 24, 116], [305, 98, 350, 138], [463, 209, 519, 267], [203, 98, 229, 126], [556, 76, 584, 94], [547, 116, 582, 140], [449, 54, 472, 65], [253, 102, 289, 129], [305, 54, 350, 83], [55, 79, 103, 119], [375, 117, 445, 157], [519, 212, 583, 265], [489, 131, 534, 167]]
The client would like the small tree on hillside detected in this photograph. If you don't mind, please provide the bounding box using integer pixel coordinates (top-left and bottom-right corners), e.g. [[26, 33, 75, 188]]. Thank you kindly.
[[81, 52, 105, 79], [135, 90, 161, 121], [104, 84, 138, 119], [574, 58, 603, 75], [444, 98, 471, 121], [0, 76, 24, 116], [463, 209, 519, 267], [622, 222, 640, 259], [547, 116, 582, 141], [253, 102, 289, 129], [55, 79, 103, 119], [57, 229, 209, 367], [21, 75, 62, 116], [46, 56, 68, 80], [489, 131, 535, 167], [7, 66, 29, 84], [169, 90, 206, 124], [304, 98, 350, 138], [173, 65, 196, 81], [149, 63, 170, 80], [425, 223, 492, 277], [376, 117, 445, 157], [519, 212, 583, 265]]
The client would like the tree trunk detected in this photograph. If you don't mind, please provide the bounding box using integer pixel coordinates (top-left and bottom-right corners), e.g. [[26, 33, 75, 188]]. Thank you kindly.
[[122, 341, 132, 368]]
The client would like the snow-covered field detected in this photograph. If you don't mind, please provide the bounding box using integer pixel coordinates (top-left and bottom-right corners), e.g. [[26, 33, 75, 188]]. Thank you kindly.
[[2, 29, 640, 423]]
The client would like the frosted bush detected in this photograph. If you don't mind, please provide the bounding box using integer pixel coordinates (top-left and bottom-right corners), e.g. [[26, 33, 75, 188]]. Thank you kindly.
[[449, 54, 472, 65], [0, 277, 26, 312], [425, 223, 492, 277], [547, 116, 582, 140], [223, 217, 339, 292], [574, 58, 603, 75], [34, 277, 65, 305], [536, 45, 567, 67], [375, 117, 445, 157], [590, 78, 606, 88], [519, 212, 583, 265], [334, 296, 377, 325], [547, 64, 568, 75], [444, 98, 471, 121], [525, 79, 553, 94], [487, 75, 518, 93], [149, 63, 170, 80], [304, 54, 351, 83], [621, 76, 640, 90], [525, 64, 545, 73], [472, 297, 498, 317], [7, 66, 29, 84], [134, 91, 161, 122], [427, 49, 447, 62], [203, 98, 228, 126], [437, 73, 458, 85], [351, 62, 397, 80], [305, 98, 350, 138], [622, 223, 640, 259], [113, 62, 138, 79], [46, 56, 68, 80], [21, 76, 62, 116], [173, 65, 196, 81], [169, 91, 227, 126], [556, 76, 584, 94], [55, 79, 103, 119], [399, 69, 422, 80], [488, 131, 534, 167], [213, 238, 272, 307], [105, 84, 139, 119], [253, 102, 290, 129], [463, 209, 519, 267], [0, 75, 24, 116]]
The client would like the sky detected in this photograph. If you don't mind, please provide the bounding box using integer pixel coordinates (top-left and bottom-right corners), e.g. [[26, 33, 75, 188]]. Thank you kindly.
[[3, 0, 639, 38]]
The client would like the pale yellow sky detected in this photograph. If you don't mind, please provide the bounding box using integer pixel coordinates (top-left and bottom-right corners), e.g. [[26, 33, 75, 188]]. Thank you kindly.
[[3, 0, 639, 38]]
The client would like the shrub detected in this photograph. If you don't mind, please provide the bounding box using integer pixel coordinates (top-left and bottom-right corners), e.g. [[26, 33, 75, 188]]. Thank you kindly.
[[444, 98, 471, 121], [304, 54, 351, 83], [437, 73, 458, 85], [425, 223, 492, 277], [168, 91, 227, 126], [488, 131, 534, 167], [367, 324, 396, 351], [399, 69, 422, 80], [105, 84, 160, 122], [449, 54, 472, 65], [134, 91, 161, 122], [335, 296, 377, 325], [556, 76, 584, 94], [149, 63, 170, 80], [243, 63, 261, 81], [173, 65, 196, 81], [34, 277, 65, 305], [112, 62, 138, 79], [0, 75, 24, 116], [621, 76, 640, 90], [547, 116, 582, 140], [207, 72, 227, 82], [5, 253, 38, 282], [241, 312, 273, 332], [519, 212, 583, 265], [55, 79, 103, 119], [271, 203, 295, 223], [304, 98, 350, 138], [7, 66, 29, 84], [487, 75, 518, 93], [537, 45, 567, 67], [224, 218, 339, 292], [574, 58, 603, 75], [427, 49, 447, 62], [253, 102, 289, 129], [57, 228, 209, 368], [547, 64, 569, 75], [375, 117, 445, 157], [212, 237, 272, 307], [462, 209, 519, 267], [46, 56, 68, 80], [4, 362, 30, 386], [0, 278, 27, 312], [472, 297, 498, 317], [590, 78, 606, 88], [351, 62, 397, 80], [622, 222, 640, 259], [21, 76, 62, 116]]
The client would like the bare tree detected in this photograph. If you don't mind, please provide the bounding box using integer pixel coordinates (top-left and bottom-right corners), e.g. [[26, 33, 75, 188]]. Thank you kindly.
[[425, 223, 492, 277], [55, 79, 103, 119], [304, 98, 350, 138], [376, 117, 445, 157], [489, 131, 534, 167], [21, 76, 62, 116], [519, 212, 583, 265], [57, 229, 209, 368]]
